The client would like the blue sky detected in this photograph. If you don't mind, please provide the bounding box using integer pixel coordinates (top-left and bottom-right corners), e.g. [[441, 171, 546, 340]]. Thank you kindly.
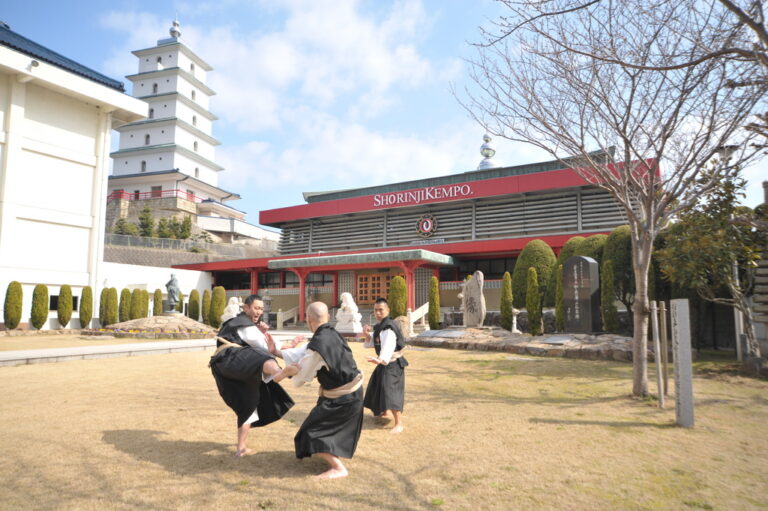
[[2, 0, 766, 229]]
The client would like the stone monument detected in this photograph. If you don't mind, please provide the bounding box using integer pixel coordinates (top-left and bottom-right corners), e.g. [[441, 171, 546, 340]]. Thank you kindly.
[[335, 292, 363, 335], [460, 270, 487, 327], [165, 274, 181, 313], [562, 256, 601, 333]]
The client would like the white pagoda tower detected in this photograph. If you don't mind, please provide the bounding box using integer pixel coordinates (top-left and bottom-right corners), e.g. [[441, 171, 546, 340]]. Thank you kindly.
[[108, 20, 274, 243]]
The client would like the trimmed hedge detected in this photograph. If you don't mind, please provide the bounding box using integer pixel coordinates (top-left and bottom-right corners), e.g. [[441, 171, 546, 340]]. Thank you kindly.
[[153, 289, 163, 316], [387, 276, 407, 318], [545, 235, 585, 306], [202, 289, 212, 326], [555, 264, 564, 332], [601, 259, 619, 332], [119, 288, 131, 323], [3, 281, 23, 330], [210, 286, 227, 328], [57, 284, 73, 328], [176, 291, 185, 313], [603, 225, 634, 312], [99, 288, 109, 326], [79, 286, 93, 329], [31, 284, 48, 330], [105, 288, 119, 326], [512, 239, 556, 309], [574, 234, 608, 266], [130, 289, 143, 320], [526, 267, 542, 336], [188, 289, 200, 321], [428, 276, 440, 330], [500, 271, 514, 331], [142, 290, 150, 318]]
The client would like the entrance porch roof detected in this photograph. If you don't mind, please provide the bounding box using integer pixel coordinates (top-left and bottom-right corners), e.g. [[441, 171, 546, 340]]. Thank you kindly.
[[267, 249, 453, 270]]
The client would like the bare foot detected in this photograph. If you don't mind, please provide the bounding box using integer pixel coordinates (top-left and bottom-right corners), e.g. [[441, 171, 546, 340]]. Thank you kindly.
[[234, 448, 253, 457], [390, 424, 404, 434], [375, 412, 392, 423], [315, 467, 349, 479]]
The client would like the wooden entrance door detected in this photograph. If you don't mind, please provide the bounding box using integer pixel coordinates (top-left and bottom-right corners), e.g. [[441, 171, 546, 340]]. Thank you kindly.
[[357, 271, 403, 305]]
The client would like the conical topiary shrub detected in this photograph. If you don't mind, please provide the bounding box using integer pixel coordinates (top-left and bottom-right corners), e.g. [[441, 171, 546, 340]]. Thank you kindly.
[[3, 281, 23, 330], [79, 286, 93, 329], [31, 284, 49, 330], [387, 276, 407, 318], [201, 289, 212, 326], [57, 284, 73, 328]]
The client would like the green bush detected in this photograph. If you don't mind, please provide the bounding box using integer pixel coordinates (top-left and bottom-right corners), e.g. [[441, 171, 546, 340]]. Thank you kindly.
[[427, 276, 440, 329], [57, 284, 73, 328], [157, 218, 174, 238], [603, 225, 634, 311], [512, 239, 556, 309], [138, 206, 155, 237], [188, 289, 200, 321], [105, 288, 118, 327], [202, 289, 212, 326], [130, 289, 142, 320], [79, 286, 93, 329], [153, 289, 163, 316], [545, 236, 585, 306], [99, 288, 108, 326], [119, 288, 131, 323], [210, 286, 227, 328], [601, 260, 619, 332], [387, 276, 408, 318], [3, 281, 23, 330], [31, 284, 49, 330], [176, 291, 185, 313], [500, 271, 514, 331], [142, 290, 150, 318], [526, 267, 542, 335], [575, 234, 608, 267], [555, 265, 564, 332], [179, 216, 192, 239]]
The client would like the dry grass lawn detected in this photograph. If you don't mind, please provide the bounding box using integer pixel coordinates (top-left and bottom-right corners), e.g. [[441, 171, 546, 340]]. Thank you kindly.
[[0, 343, 766, 511]]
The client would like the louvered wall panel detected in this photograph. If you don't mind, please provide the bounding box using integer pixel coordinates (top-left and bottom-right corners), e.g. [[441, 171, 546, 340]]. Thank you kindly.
[[279, 223, 311, 255], [581, 190, 626, 230], [310, 214, 385, 252]]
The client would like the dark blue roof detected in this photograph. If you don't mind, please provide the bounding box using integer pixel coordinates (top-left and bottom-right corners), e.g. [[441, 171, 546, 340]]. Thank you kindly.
[[0, 23, 124, 92]]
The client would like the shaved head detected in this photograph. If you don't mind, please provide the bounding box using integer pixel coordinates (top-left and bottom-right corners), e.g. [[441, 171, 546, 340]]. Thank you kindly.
[[306, 301, 329, 331]]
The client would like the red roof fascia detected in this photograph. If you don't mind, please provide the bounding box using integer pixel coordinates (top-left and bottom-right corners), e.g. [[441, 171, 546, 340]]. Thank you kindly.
[[259, 168, 589, 226], [171, 232, 608, 272]]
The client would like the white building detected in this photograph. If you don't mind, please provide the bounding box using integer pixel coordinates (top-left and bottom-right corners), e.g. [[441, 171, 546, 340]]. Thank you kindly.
[[108, 21, 277, 244], [0, 22, 149, 328]]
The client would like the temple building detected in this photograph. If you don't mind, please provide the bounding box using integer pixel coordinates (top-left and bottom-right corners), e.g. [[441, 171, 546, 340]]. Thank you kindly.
[[176, 137, 628, 323], [107, 20, 277, 245]]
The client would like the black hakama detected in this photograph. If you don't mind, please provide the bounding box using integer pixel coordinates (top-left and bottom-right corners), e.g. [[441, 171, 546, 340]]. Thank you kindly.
[[363, 357, 408, 416], [294, 323, 364, 459], [294, 387, 364, 459], [210, 345, 294, 428]]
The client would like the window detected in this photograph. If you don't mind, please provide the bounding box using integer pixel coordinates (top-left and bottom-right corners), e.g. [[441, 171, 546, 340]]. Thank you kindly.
[[49, 295, 79, 311], [151, 186, 162, 198], [191, 90, 196, 100], [144, 134, 150, 145], [133, 190, 141, 200], [190, 63, 195, 73], [193, 141, 198, 152], [194, 167, 200, 178], [152, 83, 158, 94], [258, 272, 282, 289], [307, 273, 333, 286], [284, 272, 299, 288], [140, 161, 147, 172], [217, 272, 251, 290], [192, 115, 197, 127], [457, 257, 516, 280], [157, 56, 162, 63], [148, 108, 154, 119]]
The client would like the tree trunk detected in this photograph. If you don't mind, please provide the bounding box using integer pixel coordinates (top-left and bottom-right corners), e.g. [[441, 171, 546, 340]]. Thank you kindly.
[[631, 232, 653, 397]]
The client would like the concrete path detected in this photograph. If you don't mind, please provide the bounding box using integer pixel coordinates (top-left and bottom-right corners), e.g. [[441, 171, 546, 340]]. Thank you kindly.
[[0, 330, 313, 367]]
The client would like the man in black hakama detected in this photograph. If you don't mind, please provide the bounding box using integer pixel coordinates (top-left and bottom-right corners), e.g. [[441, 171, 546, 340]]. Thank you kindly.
[[362, 297, 408, 433], [292, 302, 364, 479], [210, 295, 299, 457]]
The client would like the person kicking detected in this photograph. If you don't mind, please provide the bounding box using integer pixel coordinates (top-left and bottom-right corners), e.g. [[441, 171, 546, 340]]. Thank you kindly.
[[362, 297, 408, 434]]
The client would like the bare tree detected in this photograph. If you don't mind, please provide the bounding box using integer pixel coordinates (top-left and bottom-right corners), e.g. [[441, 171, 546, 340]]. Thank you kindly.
[[461, 0, 766, 394]]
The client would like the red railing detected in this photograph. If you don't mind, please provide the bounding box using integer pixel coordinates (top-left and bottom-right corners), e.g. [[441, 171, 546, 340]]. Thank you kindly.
[[107, 189, 203, 203]]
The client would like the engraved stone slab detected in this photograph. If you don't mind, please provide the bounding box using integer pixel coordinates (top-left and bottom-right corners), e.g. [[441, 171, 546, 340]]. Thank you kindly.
[[461, 270, 487, 327], [562, 256, 602, 333], [671, 299, 694, 428]]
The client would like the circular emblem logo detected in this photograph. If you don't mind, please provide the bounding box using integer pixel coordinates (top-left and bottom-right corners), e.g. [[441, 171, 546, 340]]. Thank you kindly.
[[416, 214, 438, 237]]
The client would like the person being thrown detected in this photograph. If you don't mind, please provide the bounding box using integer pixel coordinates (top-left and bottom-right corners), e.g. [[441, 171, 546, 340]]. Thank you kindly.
[[210, 294, 302, 457], [292, 301, 365, 479], [361, 297, 408, 433]]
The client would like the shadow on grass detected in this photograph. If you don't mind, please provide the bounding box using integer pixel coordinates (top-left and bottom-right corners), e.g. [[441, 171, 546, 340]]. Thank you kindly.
[[529, 417, 674, 429], [102, 429, 312, 478]]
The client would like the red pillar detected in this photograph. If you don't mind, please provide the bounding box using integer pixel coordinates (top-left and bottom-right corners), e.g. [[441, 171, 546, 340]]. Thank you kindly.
[[250, 269, 259, 294], [289, 268, 312, 322]]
